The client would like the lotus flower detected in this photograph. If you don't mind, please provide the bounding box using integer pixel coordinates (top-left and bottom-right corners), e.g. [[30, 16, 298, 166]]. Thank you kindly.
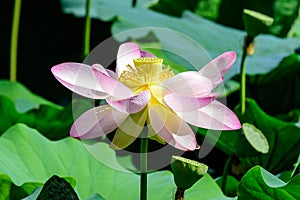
[[51, 42, 241, 151]]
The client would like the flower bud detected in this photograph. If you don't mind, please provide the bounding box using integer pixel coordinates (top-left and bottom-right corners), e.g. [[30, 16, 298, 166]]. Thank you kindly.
[[171, 156, 208, 190]]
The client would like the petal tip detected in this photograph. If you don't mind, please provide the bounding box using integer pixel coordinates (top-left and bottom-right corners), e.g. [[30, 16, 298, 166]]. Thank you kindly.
[[223, 116, 242, 130], [185, 143, 200, 151], [70, 129, 80, 139]]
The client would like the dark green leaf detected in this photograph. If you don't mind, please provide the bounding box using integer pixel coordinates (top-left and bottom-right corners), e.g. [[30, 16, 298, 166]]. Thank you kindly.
[[197, 128, 238, 156], [288, 8, 300, 37], [0, 80, 61, 113], [23, 187, 42, 200], [0, 79, 95, 140], [269, 0, 300, 36], [149, 0, 199, 17], [37, 175, 79, 200], [238, 166, 300, 200], [0, 80, 80, 140], [0, 95, 74, 140], [19, 177, 77, 200], [194, 0, 222, 21], [200, 98, 300, 174], [243, 9, 273, 37], [216, 0, 299, 37], [275, 109, 300, 123], [8, 183, 30, 200], [235, 99, 300, 174], [0, 95, 19, 134], [234, 130, 263, 158], [278, 171, 293, 182], [216, 176, 239, 197], [16, 104, 73, 140], [242, 53, 300, 115], [0, 175, 11, 200]]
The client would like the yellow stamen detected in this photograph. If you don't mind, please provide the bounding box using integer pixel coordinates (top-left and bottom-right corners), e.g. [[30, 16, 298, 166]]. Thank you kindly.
[[133, 57, 163, 67], [119, 57, 174, 94], [118, 57, 176, 145]]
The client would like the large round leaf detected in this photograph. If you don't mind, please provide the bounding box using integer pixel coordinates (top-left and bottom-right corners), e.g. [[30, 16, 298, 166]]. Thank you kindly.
[[0, 124, 236, 199]]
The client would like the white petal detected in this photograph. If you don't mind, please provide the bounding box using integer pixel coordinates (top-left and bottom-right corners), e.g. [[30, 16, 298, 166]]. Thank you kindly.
[[161, 71, 213, 97], [51, 62, 107, 99], [199, 51, 236, 87], [107, 90, 151, 114], [70, 105, 128, 139], [149, 104, 199, 151], [92, 68, 134, 99], [116, 42, 142, 77], [164, 93, 217, 112], [178, 100, 241, 130]]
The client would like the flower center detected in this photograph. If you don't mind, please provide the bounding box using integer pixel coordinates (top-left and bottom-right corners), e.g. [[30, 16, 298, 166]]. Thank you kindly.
[[119, 57, 174, 94]]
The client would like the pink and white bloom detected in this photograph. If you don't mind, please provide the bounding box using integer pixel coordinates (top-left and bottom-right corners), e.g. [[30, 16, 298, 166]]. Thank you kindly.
[[51, 42, 241, 151]]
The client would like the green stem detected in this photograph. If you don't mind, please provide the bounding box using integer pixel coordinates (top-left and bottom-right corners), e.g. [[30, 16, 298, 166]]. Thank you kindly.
[[83, 0, 92, 58], [10, 0, 22, 82], [221, 155, 232, 193], [140, 137, 148, 200], [132, 0, 137, 7], [240, 50, 247, 115], [291, 154, 300, 179], [240, 35, 254, 115]]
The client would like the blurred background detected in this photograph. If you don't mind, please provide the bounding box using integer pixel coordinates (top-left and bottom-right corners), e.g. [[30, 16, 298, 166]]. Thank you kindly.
[[1, 0, 112, 105], [1, 1, 300, 198], [2, 0, 299, 107]]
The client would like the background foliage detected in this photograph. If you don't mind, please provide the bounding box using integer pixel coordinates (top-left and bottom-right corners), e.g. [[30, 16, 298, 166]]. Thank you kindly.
[[1, 0, 300, 199]]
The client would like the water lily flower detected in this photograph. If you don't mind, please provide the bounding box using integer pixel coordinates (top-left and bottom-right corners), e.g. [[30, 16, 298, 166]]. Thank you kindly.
[[51, 42, 241, 151]]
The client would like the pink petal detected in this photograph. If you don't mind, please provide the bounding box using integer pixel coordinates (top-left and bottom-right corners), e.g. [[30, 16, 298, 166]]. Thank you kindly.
[[116, 42, 156, 77], [91, 64, 110, 76], [92, 64, 118, 79], [161, 71, 213, 97], [149, 104, 199, 151], [70, 105, 128, 139], [178, 100, 241, 130], [107, 90, 151, 114], [199, 51, 236, 87], [106, 69, 118, 80], [92, 68, 134, 99], [116, 42, 142, 77], [51, 62, 107, 99], [164, 93, 218, 112]]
